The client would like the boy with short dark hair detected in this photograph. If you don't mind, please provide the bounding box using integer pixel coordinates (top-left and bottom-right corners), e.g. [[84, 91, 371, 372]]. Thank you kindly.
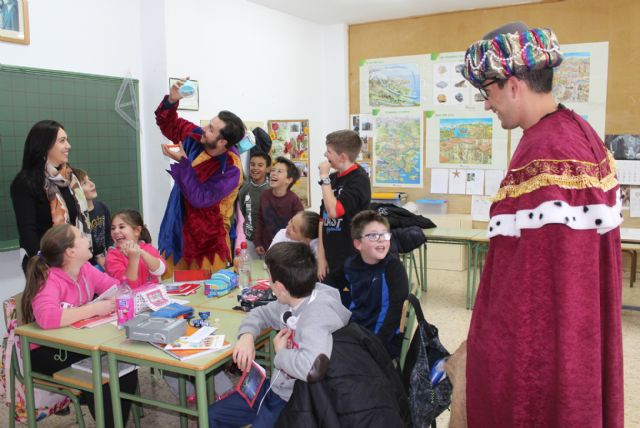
[[344, 210, 408, 359], [317, 130, 371, 306], [208, 242, 351, 427], [72, 167, 113, 269], [255, 157, 303, 255], [235, 152, 271, 259]]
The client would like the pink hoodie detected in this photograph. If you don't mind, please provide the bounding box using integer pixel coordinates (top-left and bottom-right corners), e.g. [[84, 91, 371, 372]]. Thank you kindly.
[[105, 242, 164, 289], [32, 263, 118, 330]]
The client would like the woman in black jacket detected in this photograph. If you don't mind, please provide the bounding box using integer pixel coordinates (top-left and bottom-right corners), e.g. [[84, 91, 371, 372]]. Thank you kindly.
[[10, 120, 91, 272]]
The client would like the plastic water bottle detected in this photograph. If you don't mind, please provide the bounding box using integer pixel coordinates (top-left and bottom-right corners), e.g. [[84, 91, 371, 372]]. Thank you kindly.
[[233, 248, 241, 274], [238, 242, 252, 289], [116, 278, 134, 327]]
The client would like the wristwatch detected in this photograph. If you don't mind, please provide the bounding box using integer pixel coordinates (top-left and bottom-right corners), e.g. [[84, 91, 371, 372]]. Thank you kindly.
[[318, 176, 331, 186]]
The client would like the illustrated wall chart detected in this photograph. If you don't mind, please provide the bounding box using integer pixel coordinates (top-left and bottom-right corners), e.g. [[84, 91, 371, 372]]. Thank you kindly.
[[267, 119, 310, 207], [358, 43, 609, 199], [373, 109, 423, 188]]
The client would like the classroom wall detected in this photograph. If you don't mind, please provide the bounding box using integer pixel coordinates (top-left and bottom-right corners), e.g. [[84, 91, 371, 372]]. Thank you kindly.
[[0, 0, 348, 331], [348, 0, 640, 227], [162, 0, 348, 214]]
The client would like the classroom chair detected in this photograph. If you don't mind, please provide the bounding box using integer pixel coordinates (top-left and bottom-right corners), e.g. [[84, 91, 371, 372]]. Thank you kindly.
[[398, 283, 421, 370], [2, 294, 85, 428]]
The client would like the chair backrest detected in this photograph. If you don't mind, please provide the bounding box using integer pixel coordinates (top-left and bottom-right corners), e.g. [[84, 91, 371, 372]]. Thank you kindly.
[[3, 294, 23, 329], [398, 294, 417, 371]]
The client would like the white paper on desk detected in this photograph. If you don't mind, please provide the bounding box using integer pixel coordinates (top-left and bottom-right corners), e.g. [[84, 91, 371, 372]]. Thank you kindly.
[[616, 160, 640, 185], [430, 169, 448, 194], [484, 170, 504, 197], [471, 195, 492, 222], [465, 170, 485, 195], [448, 169, 466, 194], [630, 187, 640, 217], [170, 298, 190, 305]]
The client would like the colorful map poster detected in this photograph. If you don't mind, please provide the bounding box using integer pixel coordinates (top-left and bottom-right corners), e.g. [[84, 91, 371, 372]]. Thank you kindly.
[[425, 110, 508, 170], [552, 42, 608, 105], [372, 109, 423, 188], [359, 55, 429, 113]]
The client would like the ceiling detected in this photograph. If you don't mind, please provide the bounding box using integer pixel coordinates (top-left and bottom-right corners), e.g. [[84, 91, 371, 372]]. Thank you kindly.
[[246, 0, 543, 25]]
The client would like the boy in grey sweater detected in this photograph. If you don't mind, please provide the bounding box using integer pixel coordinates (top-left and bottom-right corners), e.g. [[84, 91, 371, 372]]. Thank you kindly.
[[208, 242, 351, 427]]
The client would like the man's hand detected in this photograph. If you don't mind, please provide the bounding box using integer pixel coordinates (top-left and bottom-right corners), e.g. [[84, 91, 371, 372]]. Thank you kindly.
[[256, 246, 266, 256], [273, 329, 291, 353], [162, 143, 187, 162], [318, 161, 331, 177], [168, 77, 189, 103], [233, 333, 256, 372], [317, 255, 328, 281]]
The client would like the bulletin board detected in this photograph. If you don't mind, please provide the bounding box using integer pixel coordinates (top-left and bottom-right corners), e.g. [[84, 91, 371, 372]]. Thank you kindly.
[[348, 0, 640, 227], [0, 64, 142, 250]]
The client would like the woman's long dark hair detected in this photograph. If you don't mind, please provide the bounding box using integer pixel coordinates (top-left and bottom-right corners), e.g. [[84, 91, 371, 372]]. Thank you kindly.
[[12, 120, 65, 196], [22, 224, 76, 324]]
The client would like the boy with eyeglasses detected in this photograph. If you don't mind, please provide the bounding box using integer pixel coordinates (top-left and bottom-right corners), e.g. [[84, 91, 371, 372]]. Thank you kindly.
[[343, 210, 408, 359]]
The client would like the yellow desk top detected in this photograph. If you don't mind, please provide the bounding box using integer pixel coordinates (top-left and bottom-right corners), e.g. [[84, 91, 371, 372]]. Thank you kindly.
[[620, 228, 640, 244], [99, 310, 250, 371], [424, 227, 486, 241], [16, 322, 124, 351]]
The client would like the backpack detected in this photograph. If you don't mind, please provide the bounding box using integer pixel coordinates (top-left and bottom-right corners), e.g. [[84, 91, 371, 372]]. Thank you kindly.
[[402, 294, 452, 428], [237, 281, 276, 310], [0, 297, 70, 423]]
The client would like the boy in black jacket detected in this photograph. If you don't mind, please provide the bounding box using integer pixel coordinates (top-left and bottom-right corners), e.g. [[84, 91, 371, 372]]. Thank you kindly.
[[344, 210, 409, 359], [317, 130, 371, 306]]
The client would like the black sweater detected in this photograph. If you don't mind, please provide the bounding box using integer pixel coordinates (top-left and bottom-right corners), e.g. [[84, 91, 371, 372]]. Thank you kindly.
[[10, 173, 77, 271]]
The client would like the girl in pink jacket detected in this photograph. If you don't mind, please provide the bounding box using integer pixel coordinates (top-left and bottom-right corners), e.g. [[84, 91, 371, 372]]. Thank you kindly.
[[22, 224, 117, 329], [105, 209, 166, 288], [21, 223, 138, 426]]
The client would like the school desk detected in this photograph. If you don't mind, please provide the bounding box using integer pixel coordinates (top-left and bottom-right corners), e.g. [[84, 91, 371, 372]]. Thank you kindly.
[[101, 309, 271, 428], [16, 322, 123, 428]]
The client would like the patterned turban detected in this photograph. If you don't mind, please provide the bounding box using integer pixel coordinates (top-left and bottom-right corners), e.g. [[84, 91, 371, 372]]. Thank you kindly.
[[462, 22, 564, 88]]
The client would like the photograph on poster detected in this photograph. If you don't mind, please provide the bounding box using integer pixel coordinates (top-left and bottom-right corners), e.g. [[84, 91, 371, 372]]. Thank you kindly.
[[605, 134, 640, 161], [351, 114, 373, 161]]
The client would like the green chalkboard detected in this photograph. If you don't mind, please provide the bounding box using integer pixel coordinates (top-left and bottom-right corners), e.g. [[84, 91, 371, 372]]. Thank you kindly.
[[0, 65, 142, 251]]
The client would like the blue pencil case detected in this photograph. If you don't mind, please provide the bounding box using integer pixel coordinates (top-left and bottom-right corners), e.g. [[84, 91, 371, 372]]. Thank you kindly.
[[150, 303, 194, 318]]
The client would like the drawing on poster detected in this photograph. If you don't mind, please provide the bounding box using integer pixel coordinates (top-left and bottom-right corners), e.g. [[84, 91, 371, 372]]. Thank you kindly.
[[268, 120, 309, 161], [368, 64, 421, 107], [432, 62, 482, 106], [439, 118, 492, 165], [553, 52, 590, 103], [373, 112, 422, 187]]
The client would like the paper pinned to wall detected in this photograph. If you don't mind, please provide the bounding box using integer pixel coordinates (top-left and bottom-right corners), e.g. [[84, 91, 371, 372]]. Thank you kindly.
[[484, 170, 504, 196], [465, 169, 485, 195], [471, 195, 492, 222], [630, 187, 640, 217], [448, 169, 466, 194], [430, 168, 448, 193], [615, 160, 640, 185]]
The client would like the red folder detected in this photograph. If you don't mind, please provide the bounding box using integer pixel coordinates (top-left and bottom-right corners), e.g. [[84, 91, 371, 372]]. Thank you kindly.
[[174, 270, 211, 282]]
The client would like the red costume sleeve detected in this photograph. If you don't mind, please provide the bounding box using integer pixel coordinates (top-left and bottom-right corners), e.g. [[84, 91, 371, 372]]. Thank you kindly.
[[154, 96, 198, 144]]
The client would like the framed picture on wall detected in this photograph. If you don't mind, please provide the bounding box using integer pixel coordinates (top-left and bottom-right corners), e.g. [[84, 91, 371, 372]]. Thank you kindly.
[[0, 0, 29, 45], [169, 78, 199, 111], [267, 119, 310, 207]]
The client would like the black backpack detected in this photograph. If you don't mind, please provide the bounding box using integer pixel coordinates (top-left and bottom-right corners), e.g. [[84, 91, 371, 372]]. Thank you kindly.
[[402, 294, 452, 428]]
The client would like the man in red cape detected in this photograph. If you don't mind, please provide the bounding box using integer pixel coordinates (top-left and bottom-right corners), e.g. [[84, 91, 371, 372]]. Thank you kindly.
[[445, 22, 624, 427]]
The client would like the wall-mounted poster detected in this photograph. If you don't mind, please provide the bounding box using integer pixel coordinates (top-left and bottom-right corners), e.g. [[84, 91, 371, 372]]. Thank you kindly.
[[425, 110, 508, 170], [359, 54, 429, 113], [267, 119, 310, 207], [427, 51, 484, 108], [350, 114, 373, 162], [372, 109, 423, 188], [0, 0, 29, 45]]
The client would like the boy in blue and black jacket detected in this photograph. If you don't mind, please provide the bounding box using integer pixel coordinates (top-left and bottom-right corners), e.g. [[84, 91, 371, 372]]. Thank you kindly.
[[344, 210, 409, 359]]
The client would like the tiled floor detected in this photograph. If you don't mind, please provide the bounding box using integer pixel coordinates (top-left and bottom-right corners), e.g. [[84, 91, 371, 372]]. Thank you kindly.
[[3, 268, 640, 427]]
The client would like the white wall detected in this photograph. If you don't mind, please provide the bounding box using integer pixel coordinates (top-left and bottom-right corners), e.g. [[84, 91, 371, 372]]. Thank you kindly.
[[162, 0, 348, 212], [0, 0, 348, 331], [0, 0, 146, 332]]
